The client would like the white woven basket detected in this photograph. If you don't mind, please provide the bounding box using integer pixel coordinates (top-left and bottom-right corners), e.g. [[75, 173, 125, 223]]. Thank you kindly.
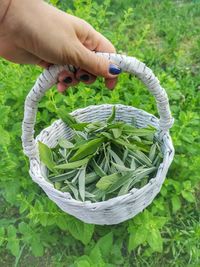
[[22, 53, 174, 225]]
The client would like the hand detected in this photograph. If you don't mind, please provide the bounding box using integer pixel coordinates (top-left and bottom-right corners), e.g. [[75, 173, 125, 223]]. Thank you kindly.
[[0, 0, 121, 92]]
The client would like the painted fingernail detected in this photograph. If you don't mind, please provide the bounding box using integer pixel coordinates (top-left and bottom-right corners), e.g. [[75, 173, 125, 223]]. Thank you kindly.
[[109, 64, 121, 75], [63, 77, 73, 84], [79, 74, 90, 82]]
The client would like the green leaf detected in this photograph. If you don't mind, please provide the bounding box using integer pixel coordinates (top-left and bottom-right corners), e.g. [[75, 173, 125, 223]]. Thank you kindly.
[[97, 232, 113, 258], [70, 122, 90, 131], [149, 143, 157, 161], [0, 125, 10, 146], [107, 106, 116, 123], [85, 172, 99, 185], [55, 157, 90, 169], [96, 173, 120, 190], [128, 227, 148, 252], [108, 148, 124, 165], [70, 137, 105, 161], [56, 216, 68, 230], [57, 108, 77, 126], [18, 222, 31, 236], [0, 227, 5, 246], [146, 228, 163, 252], [74, 259, 92, 267], [111, 161, 134, 172], [118, 179, 132, 196], [129, 150, 153, 167], [122, 124, 155, 136], [171, 195, 181, 213], [7, 225, 19, 257], [58, 138, 74, 148], [107, 172, 133, 194], [49, 169, 77, 182], [181, 190, 195, 203], [79, 167, 86, 201], [38, 141, 55, 171], [111, 128, 122, 139], [67, 217, 94, 245], [66, 182, 80, 200], [31, 239, 44, 257], [112, 138, 137, 151], [89, 245, 105, 266], [91, 159, 106, 177]]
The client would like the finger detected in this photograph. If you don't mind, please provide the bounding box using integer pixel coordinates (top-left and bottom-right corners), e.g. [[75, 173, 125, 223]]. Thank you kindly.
[[73, 42, 121, 79], [57, 70, 79, 93], [75, 69, 96, 84], [73, 27, 121, 80], [58, 70, 78, 86], [105, 78, 118, 90], [37, 60, 52, 68], [57, 82, 70, 93]]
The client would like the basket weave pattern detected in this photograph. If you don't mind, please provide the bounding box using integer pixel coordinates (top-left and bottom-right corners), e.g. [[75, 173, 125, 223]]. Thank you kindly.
[[22, 53, 174, 225]]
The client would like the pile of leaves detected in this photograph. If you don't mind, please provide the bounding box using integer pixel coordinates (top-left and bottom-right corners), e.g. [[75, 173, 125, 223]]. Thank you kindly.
[[39, 106, 162, 202]]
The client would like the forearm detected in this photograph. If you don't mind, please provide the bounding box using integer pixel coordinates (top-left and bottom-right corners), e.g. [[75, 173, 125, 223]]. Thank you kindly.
[[0, 0, 12, 24]]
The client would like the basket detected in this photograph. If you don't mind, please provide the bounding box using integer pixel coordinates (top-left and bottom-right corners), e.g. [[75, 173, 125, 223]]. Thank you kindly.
[[22, 53, 174, 225]]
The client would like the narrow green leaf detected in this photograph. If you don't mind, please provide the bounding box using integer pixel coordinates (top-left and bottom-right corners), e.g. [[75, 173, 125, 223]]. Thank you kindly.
[[108, 148, 124, 165], [96, 173, 120, 190], [112, 138, 137, 151], [129, 150, 153, 167], [57, 108, 77, 126], [149, 143, 157, 161], [70, 137, 105, 161], [107, 106, 116, 123], [85, 191, 96, 198], [118, 179, 133, 196], [111, 161, 134, 172], [58, 138, 74, 149], [70, 122, 89, 131], [49, 169, 77, 182], [91, 159, 106, 177], [54, 157, 90, 169], [79, 167, 86, 201], [107, 172, 133, 194], [66, 181, 79, 200], [111, 128, 122, 139], [85, 172, 99, 185], [38, 141, 55, 171], [130, 157, 136, 170]]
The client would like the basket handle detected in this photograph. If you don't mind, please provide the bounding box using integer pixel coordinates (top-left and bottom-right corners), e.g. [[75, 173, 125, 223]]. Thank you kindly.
[[22, 52, 174, 158]]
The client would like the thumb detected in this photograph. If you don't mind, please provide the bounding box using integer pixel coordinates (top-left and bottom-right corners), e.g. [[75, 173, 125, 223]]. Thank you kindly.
[[74, 43, 121, 79]]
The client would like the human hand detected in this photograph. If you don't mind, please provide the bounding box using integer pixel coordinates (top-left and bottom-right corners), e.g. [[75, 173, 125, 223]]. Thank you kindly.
[[0, 0, 121, 92]]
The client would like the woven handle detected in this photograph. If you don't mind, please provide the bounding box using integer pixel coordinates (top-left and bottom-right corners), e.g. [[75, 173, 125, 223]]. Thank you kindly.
[[22, 53, 174, 158]]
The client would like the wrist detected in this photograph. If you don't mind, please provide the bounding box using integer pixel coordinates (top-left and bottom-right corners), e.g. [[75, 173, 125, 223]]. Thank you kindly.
[[0, 0, 12, 25]]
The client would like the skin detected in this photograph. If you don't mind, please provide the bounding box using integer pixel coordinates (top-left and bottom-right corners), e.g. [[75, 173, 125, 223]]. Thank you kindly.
[[0, 0, 119, 93]]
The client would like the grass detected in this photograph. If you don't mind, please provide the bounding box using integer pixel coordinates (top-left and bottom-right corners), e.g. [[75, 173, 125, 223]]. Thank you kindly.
[[0, 0, 200, 266]]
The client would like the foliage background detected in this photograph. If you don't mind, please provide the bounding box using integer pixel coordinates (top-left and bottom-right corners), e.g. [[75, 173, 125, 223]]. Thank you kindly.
[[0, 0, 200, 266]]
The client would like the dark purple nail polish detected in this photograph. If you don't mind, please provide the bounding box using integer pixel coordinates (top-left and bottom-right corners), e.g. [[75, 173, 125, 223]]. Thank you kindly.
[[63, 77, 72, 84], [109, 64, 121, 75], [79, 74, 90, 82]]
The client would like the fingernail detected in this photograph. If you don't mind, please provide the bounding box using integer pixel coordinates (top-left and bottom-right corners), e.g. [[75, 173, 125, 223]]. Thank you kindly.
[[109, 64, 121, 75], [79, 74, 90, 82], [63, 77, 72, 84]]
